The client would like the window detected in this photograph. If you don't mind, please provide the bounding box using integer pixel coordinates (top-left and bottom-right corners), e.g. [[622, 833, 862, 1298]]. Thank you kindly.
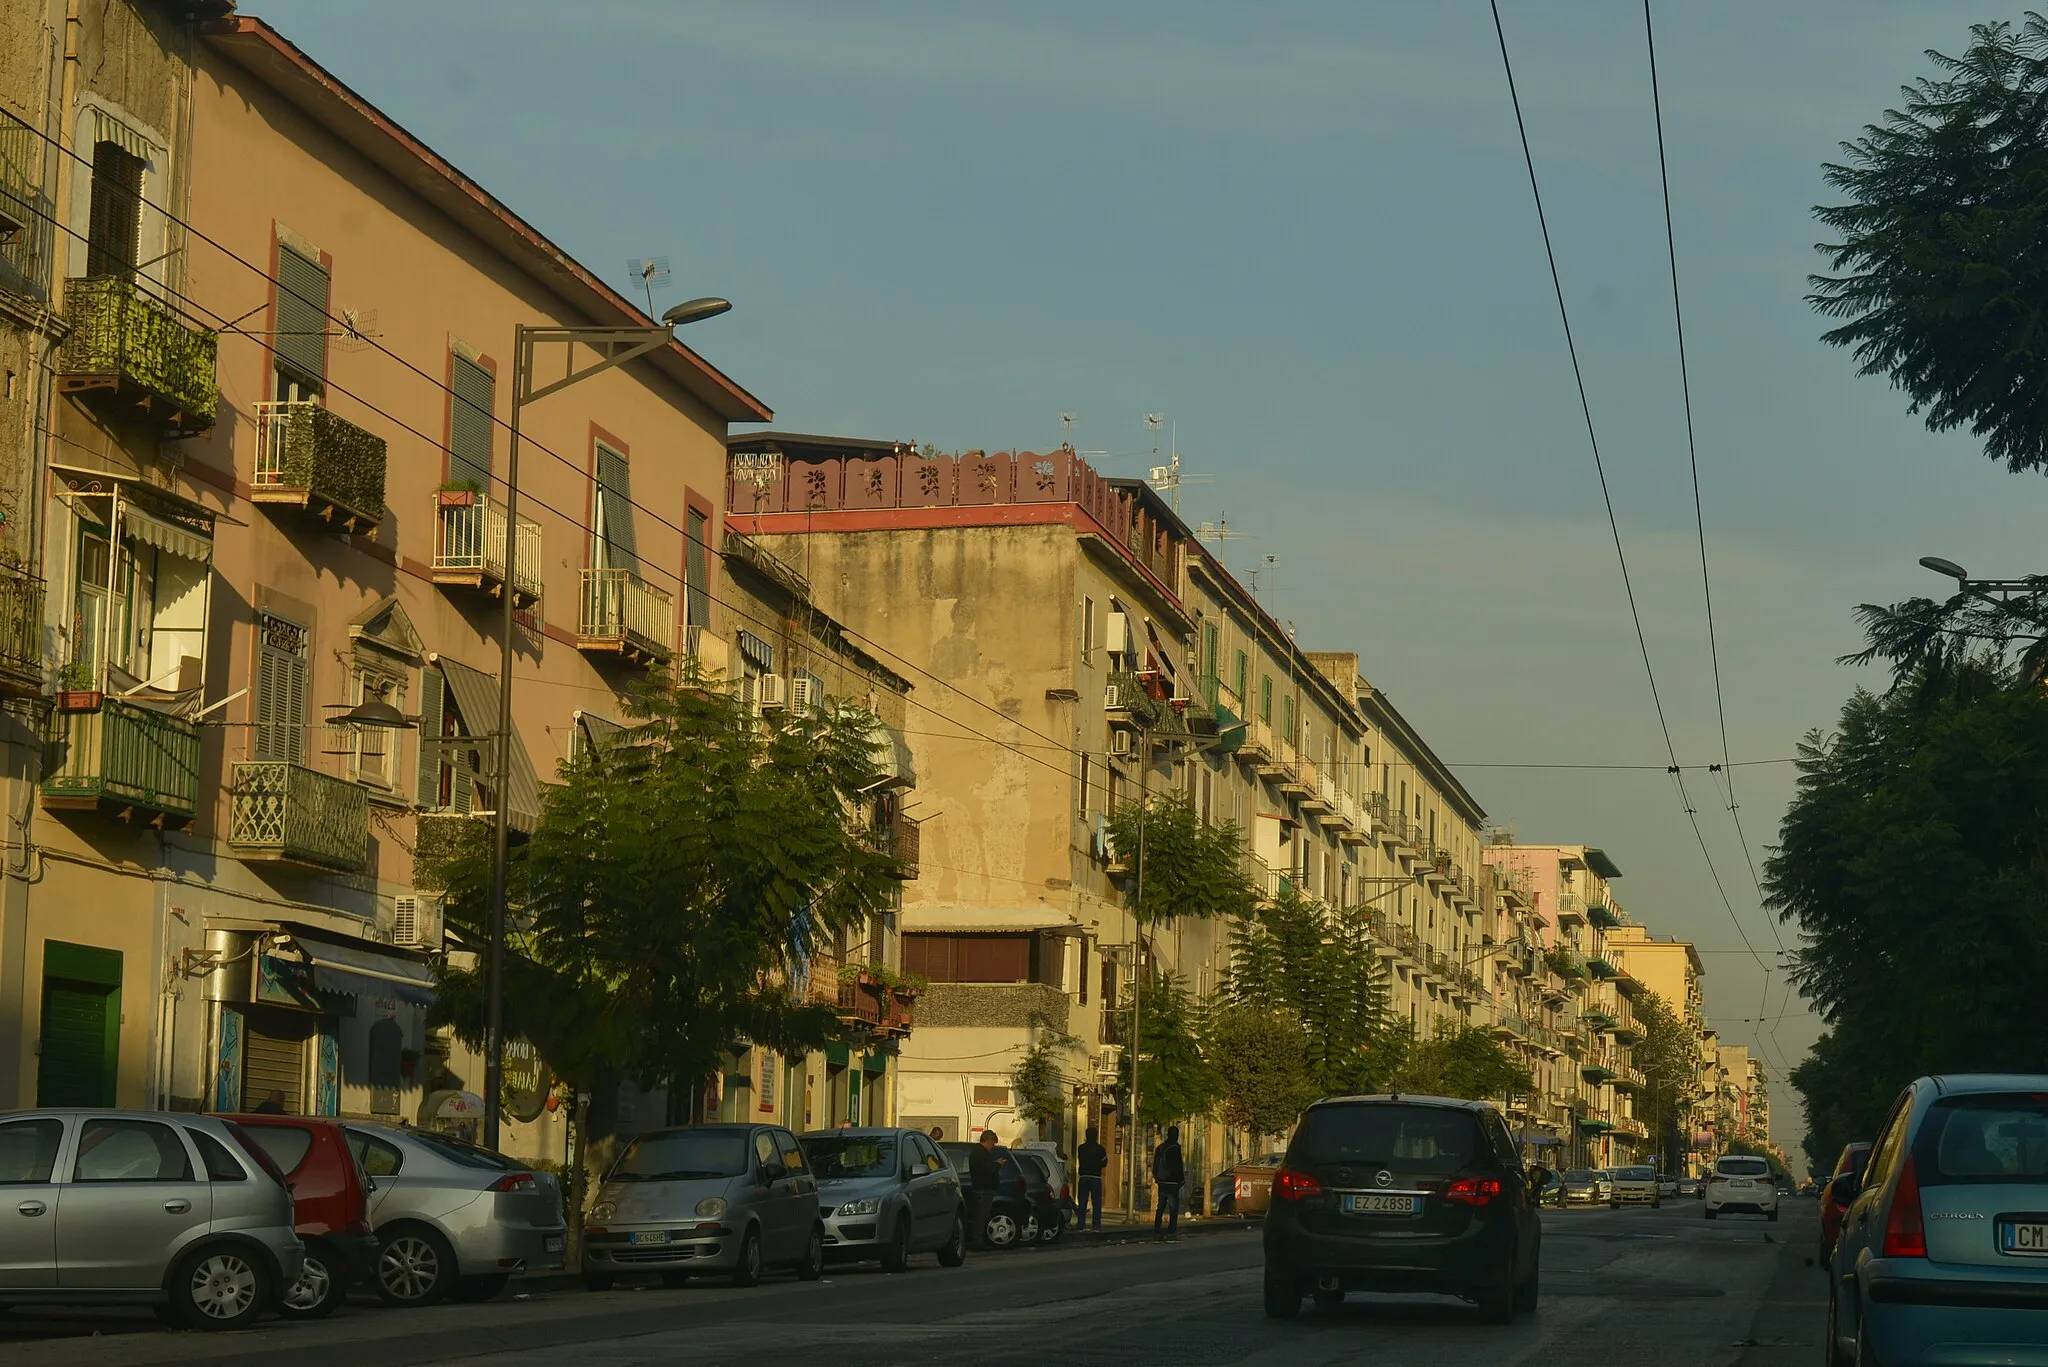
[[273, 241, 330, 393], [1082, 596, 1096, 664], [448, 353, 494, 490], [1077, 753, 1091, 817], [686, 507, 710, 627], [1918, 1094, 2048, 1184], [345, 1130, 404, 1178], [1282, 695, 1295, 745], [253, 613, 309, 764], [1233, 648, 1248, 701], [190, 1130, 249, 1182], [903, 933, 1036, 984], [754, 1131, 779, 1172], [0, 1119, 61, 1184], [85, 141, 144, 279], [1259, 675, 1272, 724], [242, 1124, 314, 1177], [593, 443, 638, 572], [348, 666, 404, 789], [68, 507, 210, 689], [73, 1119, 193, 1182], [1202, 621, 1219, 680], [776, 1131, 807, 1172]]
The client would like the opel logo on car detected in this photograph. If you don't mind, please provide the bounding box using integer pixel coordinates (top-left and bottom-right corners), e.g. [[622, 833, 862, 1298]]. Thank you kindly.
[[1375, 1170, 1393, 1188]]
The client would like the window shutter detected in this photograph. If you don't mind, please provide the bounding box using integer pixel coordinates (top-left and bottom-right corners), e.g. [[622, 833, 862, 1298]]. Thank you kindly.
[[253, 618, 308, 765], [85, 142, 143, 279], [449, 355, 494, 489], [594, 445, 638, 571], [273, 245, 331, 387], [685, 508, 709, 627], [415, 670, 443, 806]]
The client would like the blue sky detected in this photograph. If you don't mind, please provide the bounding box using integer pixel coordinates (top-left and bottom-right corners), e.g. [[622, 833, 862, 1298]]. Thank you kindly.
[[249, 0, 2039, 1157]]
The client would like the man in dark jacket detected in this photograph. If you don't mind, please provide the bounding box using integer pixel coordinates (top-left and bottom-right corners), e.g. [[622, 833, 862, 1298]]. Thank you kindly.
[[1152, 1125, 1185, 1239], [1076, 1127, 1108, 1232], [969, 1129, 1003, 1247]]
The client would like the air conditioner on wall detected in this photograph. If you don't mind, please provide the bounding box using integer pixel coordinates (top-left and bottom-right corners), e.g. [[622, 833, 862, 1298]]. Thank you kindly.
[[1094, 1046, 1123, 1080], [755, 674, 789, 710], [1104, 611, 1133, 657], [1109, 729, 1133, 757], [788, 675, 818, 711], [391, 895, 441, 950]]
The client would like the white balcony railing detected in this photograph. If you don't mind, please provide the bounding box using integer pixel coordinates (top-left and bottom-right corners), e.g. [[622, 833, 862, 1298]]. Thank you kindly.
[[578, 567, 675, 660], [433, 495, 542, 604]]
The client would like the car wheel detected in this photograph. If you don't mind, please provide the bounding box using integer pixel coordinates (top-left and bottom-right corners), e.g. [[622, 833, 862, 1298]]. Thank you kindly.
[[171, 1245, 270, 1331], [584, 1272, 616, 1292], [1825, 1280, 1853, 1367], [376, 1226, 456, 1307], [1514, 1256, 1540, 1313], [1020, 1212, 1040, 1244], [1039, 1209, 1065, 1245], [1768, 1208, 1780, 1224], [279, 1239, 346, 1320], [1262, 1264, 1302, 1320], [882, 1218, 912, 1274], [1609, 1202, 1620, 1210], [1475, 1259, 1516, 1325], [659, 1270, 691, 1289], [937, 1212, 967, 1267], [732, 1227, 764, 1287], [451, 1274, 510, 1302], [1312, 1286, 1344, 1310], [795, 1226, 825, 1282], [1652, 1201, 1661, 1210], [985, 1210, 1020, 1249], [1705, 1207, 1717, 1220]]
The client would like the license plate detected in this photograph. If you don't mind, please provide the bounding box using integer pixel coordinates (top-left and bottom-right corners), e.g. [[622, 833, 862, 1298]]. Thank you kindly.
[[544, 1236, 564, 1253], [1999, 1221, 2048, 1256], [1343, 1193, 1420, 1215], [628, 1230, 668, 1246]]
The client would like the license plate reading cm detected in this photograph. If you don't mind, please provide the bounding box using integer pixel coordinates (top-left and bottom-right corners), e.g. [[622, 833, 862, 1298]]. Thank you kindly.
[[2000, 1221, 2048, 1256], [1344, 1193, 1421, 1215]]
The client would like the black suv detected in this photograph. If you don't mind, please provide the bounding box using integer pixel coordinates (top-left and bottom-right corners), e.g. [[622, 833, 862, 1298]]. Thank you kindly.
[[1263, 1095, 1546, 1322]]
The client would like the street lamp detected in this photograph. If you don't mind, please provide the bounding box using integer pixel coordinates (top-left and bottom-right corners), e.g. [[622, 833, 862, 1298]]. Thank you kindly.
[[481, 296, 733, 1150], [1919, 555, 1969, 584]]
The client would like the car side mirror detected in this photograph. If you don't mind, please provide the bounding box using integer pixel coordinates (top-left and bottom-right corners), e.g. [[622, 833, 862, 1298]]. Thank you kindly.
[[1828, 1173, 1860, 1205], [364, 1176, 378, 1193], [761, 1161, 787, 1183]]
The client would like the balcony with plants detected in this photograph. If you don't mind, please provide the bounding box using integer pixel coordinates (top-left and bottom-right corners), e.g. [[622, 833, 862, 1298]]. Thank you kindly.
[[58, 275, 218, 435], [253, 400, 388, 533], [42, 691, 202, 827], [229, 761, 370, 873]]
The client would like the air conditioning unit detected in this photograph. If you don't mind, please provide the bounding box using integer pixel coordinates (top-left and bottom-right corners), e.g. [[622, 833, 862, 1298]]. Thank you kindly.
[[1104, 682, 1129, 712], [391, 894, 442, 950], [1094, 1045, 1123, 1080], [755, 673, 789, 711], [1104, 611, 1133, 657], [789, 674, 819, 711], [1109, 729, 1133, 757]]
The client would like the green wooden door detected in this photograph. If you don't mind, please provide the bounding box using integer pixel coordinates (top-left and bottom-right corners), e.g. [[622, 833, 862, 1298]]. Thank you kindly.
[[38, 981, 115, 1106]]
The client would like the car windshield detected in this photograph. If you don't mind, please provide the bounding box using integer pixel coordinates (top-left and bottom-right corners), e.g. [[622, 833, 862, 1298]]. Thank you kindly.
[[804, 1135, 897, 1179], [1918, 1094, 2048, 1185], [1616, 1167, 1655, 1180], [1293, 1105, 1480, 1174], [610, 1130, 750, 1181], [1717, 1157, 1770, 1177], [1562, 1169, 1594, 1182]]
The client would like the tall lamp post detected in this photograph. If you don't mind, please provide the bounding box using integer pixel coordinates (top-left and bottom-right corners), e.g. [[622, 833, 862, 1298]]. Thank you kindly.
[[481, 297, 733, 1151]]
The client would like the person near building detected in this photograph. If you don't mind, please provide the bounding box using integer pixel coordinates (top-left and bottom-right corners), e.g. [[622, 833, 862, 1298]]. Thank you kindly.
[[968, 1127, 1002, 1247], [253, 1090, 288, 1115], [1152, 1125, 1185, 1239], [930, 1125, 944, 1141], [1076, 1126, 1108, 1231]]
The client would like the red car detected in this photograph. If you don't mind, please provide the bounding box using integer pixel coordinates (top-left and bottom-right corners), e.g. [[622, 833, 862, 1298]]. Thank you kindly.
[[1816, 1139, 1873, 1266], [229, 1114, 380, 1319]]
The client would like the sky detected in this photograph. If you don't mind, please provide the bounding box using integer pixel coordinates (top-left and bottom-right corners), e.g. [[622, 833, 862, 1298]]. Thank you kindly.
[[246, 0, 2044, 1164]]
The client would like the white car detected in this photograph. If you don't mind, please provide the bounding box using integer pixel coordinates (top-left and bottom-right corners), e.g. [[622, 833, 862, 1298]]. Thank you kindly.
[[1703, 1154, 1779, 1222]]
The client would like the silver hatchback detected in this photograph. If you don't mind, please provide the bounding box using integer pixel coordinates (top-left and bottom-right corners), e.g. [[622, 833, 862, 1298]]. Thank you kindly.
[[802, 1127, 967, 1271], [0, 1109, 303, 1330], [583, 1124, 824, 1288]]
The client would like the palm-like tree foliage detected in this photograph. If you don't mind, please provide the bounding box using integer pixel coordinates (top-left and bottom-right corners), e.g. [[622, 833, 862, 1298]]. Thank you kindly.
[[1223, 889, 1394, 1097]]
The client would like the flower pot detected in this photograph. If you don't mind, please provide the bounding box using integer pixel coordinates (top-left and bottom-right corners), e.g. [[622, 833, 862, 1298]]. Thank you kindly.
[[438, 488, 476, 508], [891, 986, 917, 1003], [55, 690, 102, 713]]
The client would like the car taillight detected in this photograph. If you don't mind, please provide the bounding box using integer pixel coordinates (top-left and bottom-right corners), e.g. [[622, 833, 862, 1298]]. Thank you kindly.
[[1881, 1157, 1926, 1258], [488, 1172, 537, 1193], [1274, 1167, 1323, 1201], [1444, 1176, 1503, 1206]]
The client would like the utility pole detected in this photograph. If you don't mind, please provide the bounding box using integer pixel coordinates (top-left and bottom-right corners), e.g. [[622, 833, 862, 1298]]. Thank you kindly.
[[1126, 728, 1150, 1223]]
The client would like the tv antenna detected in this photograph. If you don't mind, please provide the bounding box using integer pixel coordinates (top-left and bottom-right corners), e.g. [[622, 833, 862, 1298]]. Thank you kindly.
[[1142, 415, 1209, 512], [1249, 553, 1278, 603], [1059, 412, 1077, 448], [334, 306, 380, 353], [1194, 517, 1250, 569], [627, 257, 671, 316]]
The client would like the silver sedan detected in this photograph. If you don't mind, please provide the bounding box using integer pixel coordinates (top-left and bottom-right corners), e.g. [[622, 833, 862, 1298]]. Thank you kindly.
[[343, 1124, 566, 1306]]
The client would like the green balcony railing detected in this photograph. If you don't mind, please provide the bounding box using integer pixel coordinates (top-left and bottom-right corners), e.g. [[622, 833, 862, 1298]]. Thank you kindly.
[[229, 761, 370, 873], [59, 276, 218, 433], [254, 400, 388, 528], [42, 699, 201, 824]]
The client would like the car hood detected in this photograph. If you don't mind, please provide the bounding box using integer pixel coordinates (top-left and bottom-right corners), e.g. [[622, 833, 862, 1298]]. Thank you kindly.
[[596, 1174, 742, 1221], [817, 1174, 900, 1204]]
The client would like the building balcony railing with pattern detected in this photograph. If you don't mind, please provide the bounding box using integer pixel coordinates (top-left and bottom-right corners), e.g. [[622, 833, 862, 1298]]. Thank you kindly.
[[58, 275, 218, 435], [797, 950, 844, 1007], [42, 698, 201, 827], [1555, 892, 1587, 925], [878, 808, 920, 880], [577, 568, 674, 666], [0, 116, 54, 298], [0, 564, 43, 698], [229, 761, 371, 873], [432, 493, 542, 608], [253, 400, 388, 532]]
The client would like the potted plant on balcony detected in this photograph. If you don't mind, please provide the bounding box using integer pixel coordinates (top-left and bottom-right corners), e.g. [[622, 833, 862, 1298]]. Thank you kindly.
[[436, 479, 481, 508], [54, 661, 101, 713]]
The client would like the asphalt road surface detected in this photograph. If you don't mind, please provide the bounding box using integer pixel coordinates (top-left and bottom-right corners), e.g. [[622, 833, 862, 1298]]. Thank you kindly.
[[3, 1200, 1828, 1367]]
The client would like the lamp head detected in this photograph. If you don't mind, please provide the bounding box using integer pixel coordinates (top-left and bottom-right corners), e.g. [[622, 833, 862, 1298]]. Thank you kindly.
[[332, 697, 415, 730], [1918, 555, 1969, 584], [661, 297, 733, 327]]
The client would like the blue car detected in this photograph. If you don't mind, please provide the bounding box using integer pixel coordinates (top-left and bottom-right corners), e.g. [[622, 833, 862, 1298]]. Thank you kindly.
[[1826, 1074, 2048, 1366]]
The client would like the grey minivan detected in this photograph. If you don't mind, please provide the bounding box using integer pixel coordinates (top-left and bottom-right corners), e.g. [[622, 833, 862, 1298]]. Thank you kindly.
[[0, 1110, 304, 1330], [801, 1127, 967, 1271], [583, 1124, 824, 1289]]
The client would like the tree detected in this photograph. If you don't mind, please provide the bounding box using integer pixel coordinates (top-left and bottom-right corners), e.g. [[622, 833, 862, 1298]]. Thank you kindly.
[[1393, 1025, 1534, 1102], [1810, 15, 2048, 473], [427, 676, 901, 1221], [1206, 1005, 1319, 1139], [1223, 888, 1395, 1096], [1629, 990, 1700, 1175], [1105, 792, 1260, 927], [1122, 970, 1218, 1126], [1011, 1013, 1079, 1137]]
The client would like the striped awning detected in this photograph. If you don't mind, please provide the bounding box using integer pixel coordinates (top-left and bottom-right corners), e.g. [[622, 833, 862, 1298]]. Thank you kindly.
[[433, 656, 542, 833], [125, 506, 212, 564]]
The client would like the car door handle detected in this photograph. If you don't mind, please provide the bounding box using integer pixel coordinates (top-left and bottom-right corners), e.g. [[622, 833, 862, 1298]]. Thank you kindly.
[[16, 1201, 45, 1216], [163, 1199, 192, 1214]]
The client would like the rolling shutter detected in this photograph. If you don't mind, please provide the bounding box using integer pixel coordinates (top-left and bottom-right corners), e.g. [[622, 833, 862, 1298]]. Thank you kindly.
[[85, 141, 143, 279], [274, 244, 331, 387], [240, 1008, 314, 1113], [594, 445, 638, 571], [685, 508, 709, 627], [449, 355, 494, 489]]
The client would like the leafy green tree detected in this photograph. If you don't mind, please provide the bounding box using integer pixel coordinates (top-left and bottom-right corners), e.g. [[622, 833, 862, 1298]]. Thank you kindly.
[[1011, 1013, 1079, 1136], [1206, 1005, 1319, 1138], [1122, 970, 1218, 1126], [1105, 792, 1259, 927], [1810, 15, 2048, 472], [1629, 991, 1700, 1175], [1394, 1025, 1533, 1102], [1223, 888, 1394, 1095]]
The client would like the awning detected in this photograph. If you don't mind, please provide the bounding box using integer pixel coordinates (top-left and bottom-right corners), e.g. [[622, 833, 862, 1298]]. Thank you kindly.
[[435, 655, 542, 833], [293, 937, 436, 1007], [868, 723, 916, 790], [126, 506, 213, 564]]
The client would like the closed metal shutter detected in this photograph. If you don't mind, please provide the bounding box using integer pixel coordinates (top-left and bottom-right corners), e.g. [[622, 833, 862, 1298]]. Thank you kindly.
[[594, 444, 638, 570], [449, 355, 494, 489], [240, 1009, 313, 1113], [274, 245, 330, 386], [38, 982, 114, 1106]]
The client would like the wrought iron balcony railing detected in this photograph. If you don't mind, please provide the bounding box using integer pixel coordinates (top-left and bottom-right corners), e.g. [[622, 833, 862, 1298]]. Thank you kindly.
[[229, 761, 370, 873], [42, 698, 201, 825], [432, 493, 542, 608], [577, 568, 674, 664], [0, 563, 43, 697]]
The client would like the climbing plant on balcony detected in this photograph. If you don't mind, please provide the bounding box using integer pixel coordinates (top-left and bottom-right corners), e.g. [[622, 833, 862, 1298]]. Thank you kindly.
[[1104, 792, 1257, 926]]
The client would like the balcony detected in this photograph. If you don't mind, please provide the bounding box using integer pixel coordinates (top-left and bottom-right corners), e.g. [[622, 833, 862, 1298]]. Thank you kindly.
[[58, 276, 217, 435], [877, 808, 920, 880], [577, 568, 675, 665], [252, 401, 388, 532], [1555, 893, 1587, 926], [917, 981, 1067, 1032], [0, 565, 43, 698], [432, 493, 542, 608], [229, 761, 371, 873], [0, 118, 54, 297], [1235, 715, 1272, 763], [42, 699, 201, 827], [1587, 902, 1622, 930]]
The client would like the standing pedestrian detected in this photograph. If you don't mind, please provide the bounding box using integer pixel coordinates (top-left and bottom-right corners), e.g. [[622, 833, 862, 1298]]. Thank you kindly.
[[968, 1128, 1002, 1248], [253, 1089, 287, 1115], [1076, 1126, 1108, 1231], [1152, 1125, 1185, 1239]]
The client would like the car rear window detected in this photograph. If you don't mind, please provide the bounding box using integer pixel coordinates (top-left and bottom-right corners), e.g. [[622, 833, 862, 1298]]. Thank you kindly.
[[405, 1133, 521, 1171], [1616, 1167, 1655, 1180], [1916, 1094, 2048, 1185], [611, 1130, 750, 1181], [1291, 1104, 1482, 1174], [1716, 1157, 1770, 1177], [225, 1122, 291, 1187], [242, 1124, 314, 1176]]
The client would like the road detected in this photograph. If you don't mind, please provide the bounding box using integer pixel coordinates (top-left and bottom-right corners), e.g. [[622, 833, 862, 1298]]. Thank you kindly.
[[4, 1200, 1828, 1367]]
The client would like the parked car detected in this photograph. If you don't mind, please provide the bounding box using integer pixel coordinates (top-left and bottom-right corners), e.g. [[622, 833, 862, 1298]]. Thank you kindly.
[[582, 1123, 822, 1289], [343, 1123, 566, 1305], [1010, 1149, 1067, 1244], [1818, 1140, 1873, 1267], [1215, 1153, 1285, 1216], [1657, 1175, 1680, 1199], [939, 1141, 1044, 1249], [0, 1110, 303, 1330], [1609, 1165, 1661, 1208], [1263, 1095, 1543, 1323], [1559, 1168, 1610, 1204], [1533, 1169, 1569, 1208], [799, 1127, 966, 1271], [1677, 1176, 1704, 1199], [228, 1113, 377, 1319], [1826, 1076, 2048, 1367], [1704, 1154, 1780, 1221], [1016, 1141, 1078, 1223]]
